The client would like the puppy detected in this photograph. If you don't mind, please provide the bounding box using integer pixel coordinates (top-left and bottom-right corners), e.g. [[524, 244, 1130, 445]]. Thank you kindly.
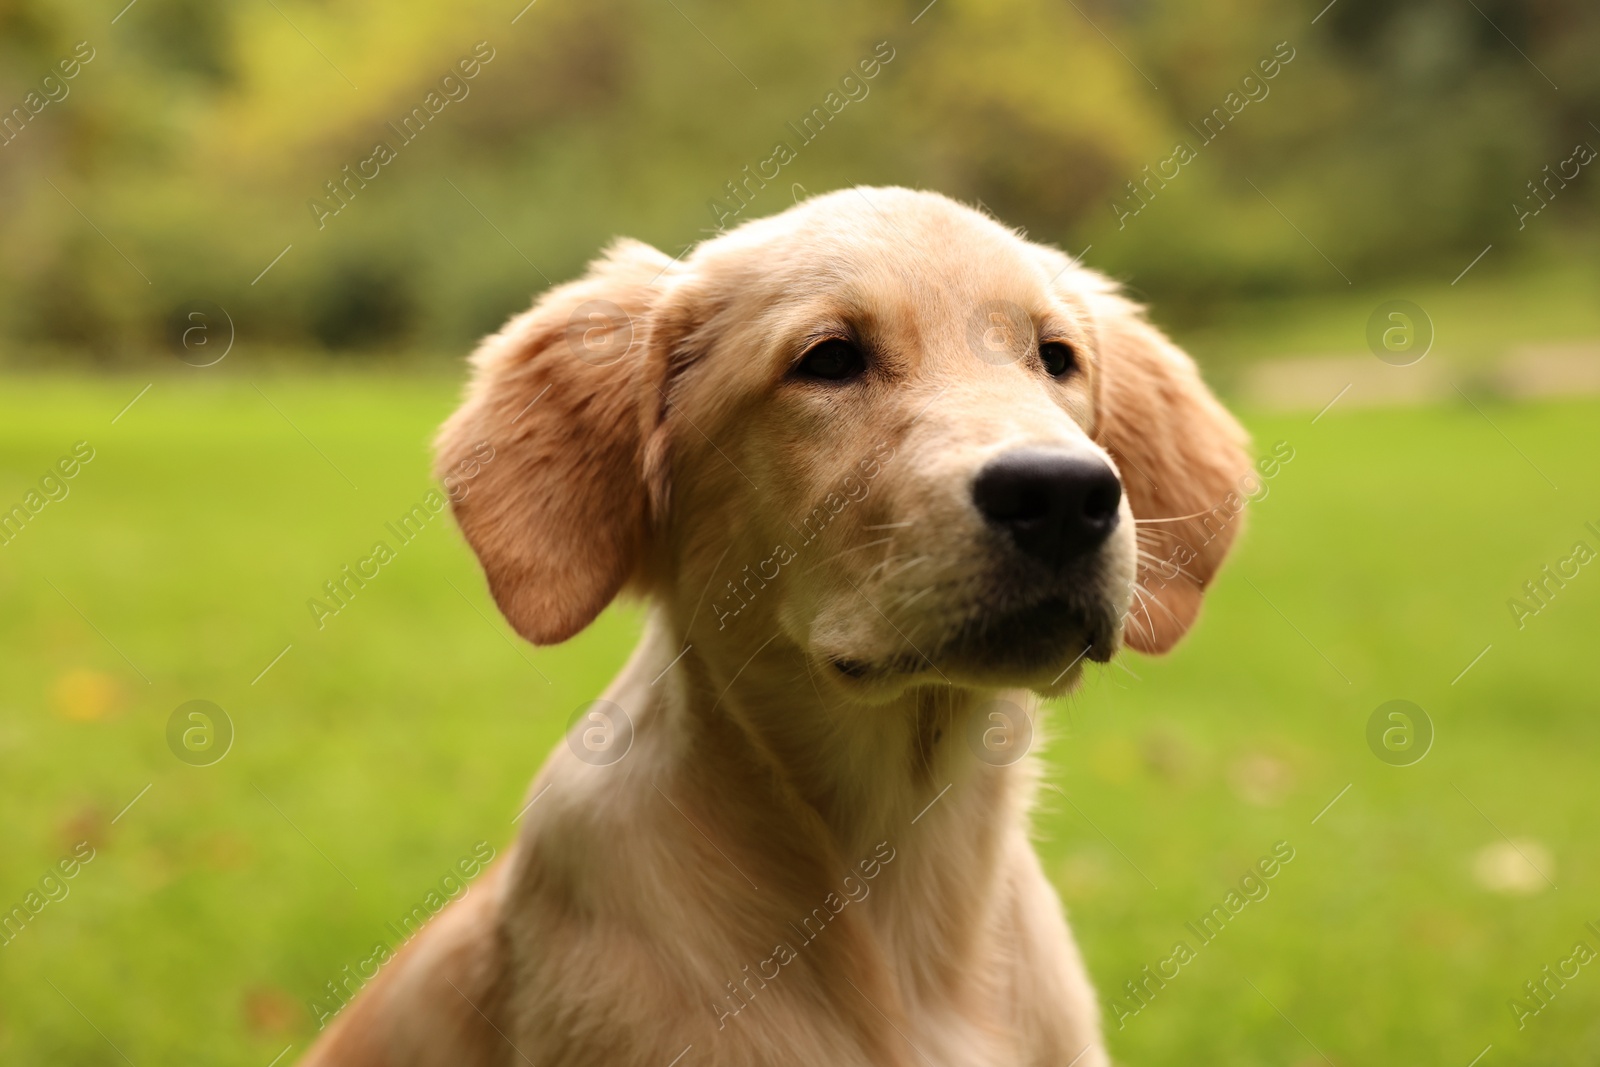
[[301, 186, 1250, 1066]]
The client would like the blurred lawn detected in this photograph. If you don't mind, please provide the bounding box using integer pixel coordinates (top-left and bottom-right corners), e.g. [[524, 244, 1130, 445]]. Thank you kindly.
[[1, 359, 1597, 1064], [1182, 258, 1600, 377]]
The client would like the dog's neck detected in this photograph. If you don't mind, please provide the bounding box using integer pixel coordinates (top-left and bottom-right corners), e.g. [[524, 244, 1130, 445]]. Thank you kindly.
[[615, 608, 1036, 892]]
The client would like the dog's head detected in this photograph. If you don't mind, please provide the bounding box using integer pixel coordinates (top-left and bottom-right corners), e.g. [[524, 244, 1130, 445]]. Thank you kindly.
[[437, 188, 1250, 700]]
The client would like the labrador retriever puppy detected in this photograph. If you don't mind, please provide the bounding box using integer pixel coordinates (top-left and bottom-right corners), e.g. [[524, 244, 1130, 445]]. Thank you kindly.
[[301, 186, 1250, 1067]]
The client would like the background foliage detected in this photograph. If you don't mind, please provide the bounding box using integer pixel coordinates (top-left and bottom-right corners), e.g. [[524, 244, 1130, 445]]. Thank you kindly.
[[0, 0, 1596, 360]]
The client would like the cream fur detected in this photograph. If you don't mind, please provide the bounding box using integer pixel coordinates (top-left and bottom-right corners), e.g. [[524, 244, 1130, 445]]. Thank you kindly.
[[301, 187, 1251, 1067]]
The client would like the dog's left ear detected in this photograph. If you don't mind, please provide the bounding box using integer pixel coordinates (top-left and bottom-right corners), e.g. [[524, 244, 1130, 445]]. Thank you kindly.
[[434, 239, 673, 645], [1079, 276, 1253, 654]]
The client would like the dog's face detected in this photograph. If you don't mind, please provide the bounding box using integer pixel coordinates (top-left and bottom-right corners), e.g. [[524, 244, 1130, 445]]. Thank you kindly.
[[653, 194, 1135, 697], [437, 188, 1250, 701]]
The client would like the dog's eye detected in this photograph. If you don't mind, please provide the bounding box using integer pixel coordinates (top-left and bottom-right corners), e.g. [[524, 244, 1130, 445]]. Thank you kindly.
[[794, 339, 865, 382], [1039, 341, 1077, 379]]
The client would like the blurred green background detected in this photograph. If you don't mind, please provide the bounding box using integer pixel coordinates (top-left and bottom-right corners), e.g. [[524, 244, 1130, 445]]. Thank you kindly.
[[1, 0, 1597, 359], [2, 0, 1598, 1064]]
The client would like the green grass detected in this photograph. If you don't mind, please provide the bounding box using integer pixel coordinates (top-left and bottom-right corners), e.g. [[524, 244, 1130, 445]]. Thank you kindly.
[[1180, 257, 1600, 379], [1, 369, 1597, 1065]]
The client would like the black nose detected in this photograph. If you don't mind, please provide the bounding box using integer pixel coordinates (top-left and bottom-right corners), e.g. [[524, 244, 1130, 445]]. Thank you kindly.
[[972, 450, 1122, 565]]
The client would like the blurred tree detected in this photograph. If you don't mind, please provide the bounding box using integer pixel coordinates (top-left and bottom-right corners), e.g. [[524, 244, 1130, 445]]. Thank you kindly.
[[0, 0, 1593, 358]]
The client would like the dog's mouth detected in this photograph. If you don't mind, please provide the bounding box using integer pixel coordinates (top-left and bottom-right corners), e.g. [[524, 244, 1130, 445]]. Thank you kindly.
[[830, 592, 1118, 684]]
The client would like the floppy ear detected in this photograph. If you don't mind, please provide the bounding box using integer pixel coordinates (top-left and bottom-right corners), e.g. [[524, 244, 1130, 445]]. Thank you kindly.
[[1087, 283, 1253, 654], [434, 239, 673, 645]]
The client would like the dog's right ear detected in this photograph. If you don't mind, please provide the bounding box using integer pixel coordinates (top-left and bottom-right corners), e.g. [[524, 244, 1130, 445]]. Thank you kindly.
[[1085, 284, 1252, 655], [434, 239, 673, 645]]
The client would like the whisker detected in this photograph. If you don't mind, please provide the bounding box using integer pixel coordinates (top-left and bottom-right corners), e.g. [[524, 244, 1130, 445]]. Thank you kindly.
[[863, 553, 906, 583], [801, 536, 896, 573], [1135, 527, 1187, 550], [1133, 508, 1218, 524], [800, 649, 828, 705], [1141, 565, 1201, 590], [899, 586, 935, 609], [886, 555, 929, 581], [1133, 580, 1185, 628], [1135, 548, 1199, 583], [1123, 593, 1152, 644]]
